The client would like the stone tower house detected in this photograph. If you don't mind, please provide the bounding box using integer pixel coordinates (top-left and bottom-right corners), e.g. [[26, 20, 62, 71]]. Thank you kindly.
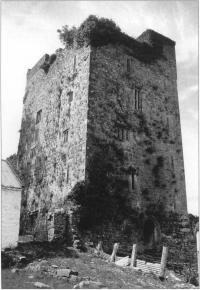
[[18, 27, 188, 252]]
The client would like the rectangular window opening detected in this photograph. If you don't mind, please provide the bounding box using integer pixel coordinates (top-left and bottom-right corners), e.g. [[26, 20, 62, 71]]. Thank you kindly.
[[36, 109, 42, 124], [66, 165, 70, 184], [126, 130, 129, 141], [131, 171, 135, 190], [30, 147, 36, 159], [134, 88, 142, 111], [127, 58, 131, 73], [73, 56, 76, 72], [63, 129, 69, 143]]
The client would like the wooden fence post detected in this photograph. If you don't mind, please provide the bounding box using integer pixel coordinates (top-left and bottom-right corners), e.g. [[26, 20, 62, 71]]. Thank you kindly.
[[95, 241, 103, 255], [130, 244, 137, 267], [159, 246, 168, 279], [109, 243, 119, 262]]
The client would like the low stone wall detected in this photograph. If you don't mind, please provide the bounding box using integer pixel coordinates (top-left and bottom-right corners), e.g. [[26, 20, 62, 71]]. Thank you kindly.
[[160, 214, 198, 282]]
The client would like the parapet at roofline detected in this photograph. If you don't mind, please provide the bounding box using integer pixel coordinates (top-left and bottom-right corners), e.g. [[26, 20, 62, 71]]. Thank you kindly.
[[26, 29, 175, 82], [137, 29, 176, 46]]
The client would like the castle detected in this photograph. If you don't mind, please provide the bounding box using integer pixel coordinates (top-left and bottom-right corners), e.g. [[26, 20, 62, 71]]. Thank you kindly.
[[17, 20, 190, 257]]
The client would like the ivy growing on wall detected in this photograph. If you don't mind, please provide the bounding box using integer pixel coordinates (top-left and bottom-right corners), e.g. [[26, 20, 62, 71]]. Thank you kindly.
[[66, 142, 136, 230], [57, 15, 165, 63]]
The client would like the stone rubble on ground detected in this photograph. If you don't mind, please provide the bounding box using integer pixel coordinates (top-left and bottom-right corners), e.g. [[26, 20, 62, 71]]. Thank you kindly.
[[11, 268, 18, 273], [73, 280, 106, 289], [25, 260, 48, 272], [56, 268, 72, 278], [69, 274, 80, 283], [33, 281, 51, 288]]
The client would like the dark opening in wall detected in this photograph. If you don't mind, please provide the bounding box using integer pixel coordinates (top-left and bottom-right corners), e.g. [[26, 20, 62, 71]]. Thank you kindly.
[[63, 129, 69, 143], [143, 219, 155, 244], [66, 165, 70, 183], [36, 110, 42, 124], [73, 56, 76, 72], [30, 147, 36, 159], [134, 88, 142, 111], [117, 127, 129, 141], [127, 58, 131, 73]]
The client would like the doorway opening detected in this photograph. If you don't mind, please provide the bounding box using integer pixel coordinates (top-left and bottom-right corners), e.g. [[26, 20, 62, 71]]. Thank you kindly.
[[143, 217, 161, 249]]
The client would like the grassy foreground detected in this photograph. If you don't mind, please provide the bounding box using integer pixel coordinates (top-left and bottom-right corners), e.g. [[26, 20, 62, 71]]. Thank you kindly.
[[1, 242, 197, 289]]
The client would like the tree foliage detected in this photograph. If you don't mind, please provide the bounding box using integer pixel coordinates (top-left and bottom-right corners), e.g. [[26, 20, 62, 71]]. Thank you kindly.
[[57, 15, 166, 63], [66, 144, 134, 230], [57, 15, 121, 48]]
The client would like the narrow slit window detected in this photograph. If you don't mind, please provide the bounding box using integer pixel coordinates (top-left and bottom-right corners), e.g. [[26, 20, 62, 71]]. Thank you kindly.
[[131, 169, 136, 190], [134, 88, 141, 111], [63, 129, 69, 143], [117, 127, 120, 139], [127, 58, 131, 73], [135, 89, 138, 110], [36, 110, 42, 124], [30, 147, 36, 159], [126, 129, 129, 141], [66, 165, 70, 183], [73, 56, 76, 72], [138, 93, 142, 111], [119, 128, 123, 141], [171, 156, 174, 170]]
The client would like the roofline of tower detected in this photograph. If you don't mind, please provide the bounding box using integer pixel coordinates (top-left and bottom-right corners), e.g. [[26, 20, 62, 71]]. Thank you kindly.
[[137, 29, 176, 46]]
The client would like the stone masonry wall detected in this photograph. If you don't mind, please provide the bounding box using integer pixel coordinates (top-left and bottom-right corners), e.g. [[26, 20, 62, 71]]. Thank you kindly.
[[18, 46, 91, 239], [86, 36, 187, 216], [16, 27, 196, 280]]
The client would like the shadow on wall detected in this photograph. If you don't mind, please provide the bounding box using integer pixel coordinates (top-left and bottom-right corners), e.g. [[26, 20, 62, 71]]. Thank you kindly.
[[142, 216, 161, 250]]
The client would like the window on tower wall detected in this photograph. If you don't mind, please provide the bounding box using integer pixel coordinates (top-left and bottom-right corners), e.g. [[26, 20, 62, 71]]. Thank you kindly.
[[63, 129, 69, 143], [127, 58, 131, 73], [36, 109, 42, 124], [134, 88, 142, 111], [30, 147, 36, 159], [35, 156, 41, 168], [73, 56, 76, 72], [117, 127, 129, 141], [66, 165, 70, 183]]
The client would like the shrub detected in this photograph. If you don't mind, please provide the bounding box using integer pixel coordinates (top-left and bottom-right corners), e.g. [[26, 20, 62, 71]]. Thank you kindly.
[[57, 15, 165, 63], [57, 15, 121, 48], [66, 144, 133, 230]]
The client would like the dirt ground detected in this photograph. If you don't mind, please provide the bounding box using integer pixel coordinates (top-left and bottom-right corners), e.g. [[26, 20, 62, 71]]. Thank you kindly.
[[1, 242, 198, 289]]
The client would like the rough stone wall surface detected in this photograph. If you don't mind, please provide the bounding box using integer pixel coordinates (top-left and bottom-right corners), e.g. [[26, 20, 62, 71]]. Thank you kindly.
[[18, 30, 190, 266], [86, 40, 187, 215], [18, 46, 91, 238], [160, 213, 198, 280]]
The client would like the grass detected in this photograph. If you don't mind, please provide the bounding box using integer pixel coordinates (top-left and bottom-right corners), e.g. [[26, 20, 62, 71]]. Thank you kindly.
[[1, 242, 197, 289]]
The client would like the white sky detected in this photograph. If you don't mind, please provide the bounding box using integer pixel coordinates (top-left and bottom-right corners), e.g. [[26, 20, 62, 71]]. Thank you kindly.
[[1, 1, 198, 215]]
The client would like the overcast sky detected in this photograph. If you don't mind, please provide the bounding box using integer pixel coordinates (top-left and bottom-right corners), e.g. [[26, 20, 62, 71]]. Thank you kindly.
[[1, 1, 198, 215]]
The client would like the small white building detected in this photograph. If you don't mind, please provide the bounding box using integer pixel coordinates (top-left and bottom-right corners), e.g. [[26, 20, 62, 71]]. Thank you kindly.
[[1, 160, 22, 249]]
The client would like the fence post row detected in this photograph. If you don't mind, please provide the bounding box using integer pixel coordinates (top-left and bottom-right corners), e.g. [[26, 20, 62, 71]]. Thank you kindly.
[[96, 241, 103, 255], [130, 243, 138, 267], [159, 246, 168, 279], [109, 243, 119, 262]]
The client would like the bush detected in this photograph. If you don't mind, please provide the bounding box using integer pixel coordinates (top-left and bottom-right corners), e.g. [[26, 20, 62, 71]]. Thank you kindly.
[[57, 15, 164, 63], [1, 251, 15, 269], [66, 144, 133, 230], [58, 15, 121, 49]]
